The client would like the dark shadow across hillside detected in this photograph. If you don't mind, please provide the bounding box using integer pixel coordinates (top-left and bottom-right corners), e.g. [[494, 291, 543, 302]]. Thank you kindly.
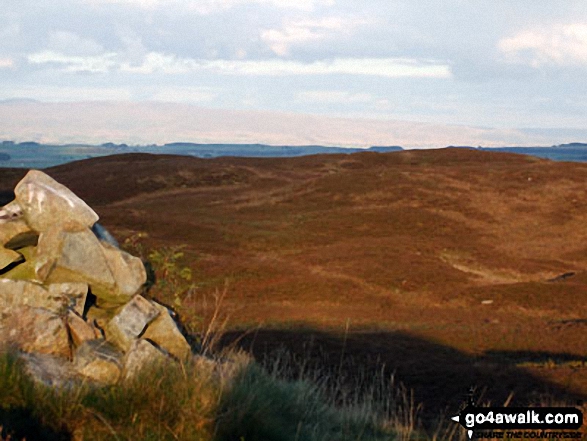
[[219, 329, 585, 428]]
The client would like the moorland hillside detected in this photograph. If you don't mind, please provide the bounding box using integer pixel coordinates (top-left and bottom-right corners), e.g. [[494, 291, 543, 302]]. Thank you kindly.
[[1, 147, 585, 420]]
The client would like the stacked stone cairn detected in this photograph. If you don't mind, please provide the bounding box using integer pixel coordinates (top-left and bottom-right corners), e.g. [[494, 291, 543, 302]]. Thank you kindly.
[[0, 170, 192, 386]]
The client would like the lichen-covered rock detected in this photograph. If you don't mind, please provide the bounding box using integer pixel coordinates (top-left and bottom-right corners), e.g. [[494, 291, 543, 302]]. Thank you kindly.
[[0, 170, 196, 388], [100, 243, 146, 300], [105, 295, 159, 352], [73, 339, 123, 384], [123, 338, 168, 380], [14, 170, 99, 232], [34, 228, 145, 304], [0, 279, 67, 312], [143, 302, 191, 361], [40, 228, 117, 291], [0, 306, 70, 358]]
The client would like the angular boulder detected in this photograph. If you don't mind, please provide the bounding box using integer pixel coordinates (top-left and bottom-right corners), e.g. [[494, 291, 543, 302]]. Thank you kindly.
[[97, 243, 146, 303], [105, 295, 159, 352], [67, 310, 101, 347], [143, 302, 191, 361], [0, 170, 198, 387], [39, 228, 117, 292], [73, 339, 123, 384], [14, 170, 99, 232]]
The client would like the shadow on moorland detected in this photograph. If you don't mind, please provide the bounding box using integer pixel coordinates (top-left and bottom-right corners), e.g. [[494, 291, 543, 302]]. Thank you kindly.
[[219, 328, 585, 426], [483, 350, 587, 365], [0, 407, 71, 441]]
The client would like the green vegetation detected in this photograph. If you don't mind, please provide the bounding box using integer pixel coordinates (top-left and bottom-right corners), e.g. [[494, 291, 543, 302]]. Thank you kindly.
[[0, 347, 419, 441]]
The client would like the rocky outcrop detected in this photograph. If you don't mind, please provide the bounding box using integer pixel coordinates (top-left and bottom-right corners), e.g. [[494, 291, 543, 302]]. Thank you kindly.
[[0, 170, 193, 386]]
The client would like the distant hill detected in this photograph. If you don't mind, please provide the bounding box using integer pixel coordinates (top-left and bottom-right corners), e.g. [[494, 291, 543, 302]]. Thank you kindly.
[[556, 142, 587, 148], [4, 138, 587, 168], [0, 141, 403, 168], [477, 144, 587, 162]]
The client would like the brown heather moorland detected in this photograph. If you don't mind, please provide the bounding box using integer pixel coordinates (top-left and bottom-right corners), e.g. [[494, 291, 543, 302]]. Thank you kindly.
[[1, 147, 586, 428]]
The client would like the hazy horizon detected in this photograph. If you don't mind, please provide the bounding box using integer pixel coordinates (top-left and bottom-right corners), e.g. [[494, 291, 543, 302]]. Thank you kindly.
[[2, 100, 587, 149]]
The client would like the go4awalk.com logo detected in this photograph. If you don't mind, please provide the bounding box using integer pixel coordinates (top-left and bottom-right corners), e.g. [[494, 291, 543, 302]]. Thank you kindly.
[[451, 400, 584, 439]]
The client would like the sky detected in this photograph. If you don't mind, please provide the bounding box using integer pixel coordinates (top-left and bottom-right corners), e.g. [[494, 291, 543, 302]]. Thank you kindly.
[[1, 0, 587, 146]]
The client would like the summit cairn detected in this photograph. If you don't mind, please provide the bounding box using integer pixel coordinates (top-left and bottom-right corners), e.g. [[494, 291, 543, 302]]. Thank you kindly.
[[0, 170, 191, 386]]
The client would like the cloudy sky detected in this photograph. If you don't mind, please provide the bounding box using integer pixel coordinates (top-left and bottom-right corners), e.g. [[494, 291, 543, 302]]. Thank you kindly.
[[1, 0, 587, 146]]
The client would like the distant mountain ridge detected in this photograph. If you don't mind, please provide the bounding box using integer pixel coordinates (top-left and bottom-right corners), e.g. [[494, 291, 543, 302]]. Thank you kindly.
[[2, 139, 587, 169]]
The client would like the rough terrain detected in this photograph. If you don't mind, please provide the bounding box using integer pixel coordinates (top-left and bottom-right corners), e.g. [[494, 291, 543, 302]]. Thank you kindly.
[[1, 148, 585, 419]]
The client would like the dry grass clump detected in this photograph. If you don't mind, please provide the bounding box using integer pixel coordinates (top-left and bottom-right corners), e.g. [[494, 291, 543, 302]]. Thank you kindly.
[[0, 349, 226, 440], [0, 347, 406, 441]]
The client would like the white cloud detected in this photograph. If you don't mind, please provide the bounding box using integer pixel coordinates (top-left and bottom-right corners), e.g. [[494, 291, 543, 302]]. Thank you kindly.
[[120, 52, 189, 74], [35, 48, 450, 78], [205, 57, 451, 78], [261, 17, 367, 56], [499, 23, 587, 67], [27, 51, 117, 73]]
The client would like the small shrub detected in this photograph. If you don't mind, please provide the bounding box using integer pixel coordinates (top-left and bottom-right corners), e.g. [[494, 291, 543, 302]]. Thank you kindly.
[[122, 234, 202, 337]]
